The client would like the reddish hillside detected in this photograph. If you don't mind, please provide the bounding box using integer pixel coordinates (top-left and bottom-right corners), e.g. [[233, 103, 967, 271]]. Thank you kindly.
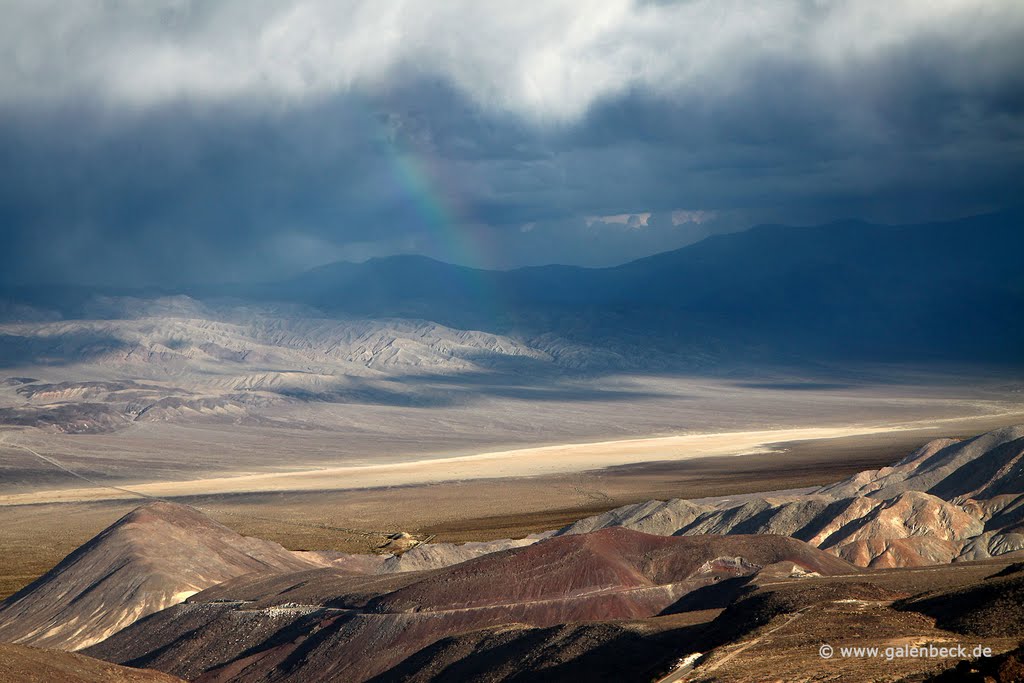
[[374, 527, 854, 615], [86, 526, 852, 682]]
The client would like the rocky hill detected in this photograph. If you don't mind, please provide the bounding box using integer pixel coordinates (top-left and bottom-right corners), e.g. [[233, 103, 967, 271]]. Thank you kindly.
[[0, 300, 606, 433], [0, 502, 321, 650], [82, 527, 852, 682], [818, 424, 1024, 500], [555, 425, 1024, 568]]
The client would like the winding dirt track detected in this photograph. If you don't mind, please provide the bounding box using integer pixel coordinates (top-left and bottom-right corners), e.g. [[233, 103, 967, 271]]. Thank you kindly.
[[0, 434, 158, 502]]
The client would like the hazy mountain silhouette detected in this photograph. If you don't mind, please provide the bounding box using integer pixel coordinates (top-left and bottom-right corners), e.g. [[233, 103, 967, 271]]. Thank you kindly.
[[270, 210, 1024, 363], [3, 210, 1022, 365]]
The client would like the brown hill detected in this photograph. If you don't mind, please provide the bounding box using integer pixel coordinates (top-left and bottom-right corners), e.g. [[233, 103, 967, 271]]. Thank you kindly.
[[371, 529, 853, 615], [0, 501, 319, 650], [682, 558, 1024, 683], [0, 643, 182, 683], [365, 618, 709, 683], [562, 490, 998, 568], [8, 425, 1024, 681], [925, 641, 1024, 682], [896, 563, 1024, 637]]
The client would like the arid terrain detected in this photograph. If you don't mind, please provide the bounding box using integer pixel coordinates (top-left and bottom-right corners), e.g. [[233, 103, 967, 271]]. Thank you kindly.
[[2, 304, 1021, 604], [2, 420, 1024, 681], [2, 410, 1022, 599], [1, 297, 1023, 681], [4, 3, 1024, 679]]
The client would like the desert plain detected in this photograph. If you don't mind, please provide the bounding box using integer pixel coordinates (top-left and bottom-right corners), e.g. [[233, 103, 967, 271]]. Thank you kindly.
[[3, 370, 1022, 601]]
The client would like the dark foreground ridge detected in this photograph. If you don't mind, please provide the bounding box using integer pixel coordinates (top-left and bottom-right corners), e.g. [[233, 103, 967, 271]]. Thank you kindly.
[[0, 643, 182, 683]]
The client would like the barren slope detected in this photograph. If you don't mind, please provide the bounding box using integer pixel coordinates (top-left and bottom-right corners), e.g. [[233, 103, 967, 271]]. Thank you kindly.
[[819, 425, 1024, 499], [0, 502, 320, 650], [556, 425, 1024, 568], [85, 527, 852, 682], [0, 643, 182, 683], [0, 298, 588, 433]]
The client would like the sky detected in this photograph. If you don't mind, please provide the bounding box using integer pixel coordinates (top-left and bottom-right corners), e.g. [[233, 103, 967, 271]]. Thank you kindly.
[[1, 0, 1023, 286]]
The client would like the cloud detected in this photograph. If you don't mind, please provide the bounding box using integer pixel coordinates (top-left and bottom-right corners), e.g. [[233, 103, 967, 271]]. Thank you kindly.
[[585, 213, 651, 228], [672, 210, 715, 226], [0, 1, 1022, 285], [3, 1, 1022, 123]]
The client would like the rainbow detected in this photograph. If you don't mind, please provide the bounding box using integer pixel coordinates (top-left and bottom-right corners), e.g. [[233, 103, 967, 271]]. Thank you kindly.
[[362, 103, 503, 323]]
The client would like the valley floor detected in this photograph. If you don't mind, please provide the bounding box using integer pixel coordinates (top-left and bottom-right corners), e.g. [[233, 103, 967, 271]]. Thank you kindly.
[[7, 418, 1024, 505], [2, 369, 1023, 601], [2, 411, 1023, 601]]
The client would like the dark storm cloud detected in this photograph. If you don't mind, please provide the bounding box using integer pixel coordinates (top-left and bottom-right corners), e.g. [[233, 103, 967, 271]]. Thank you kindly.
[[1, 1, 1022, 284]]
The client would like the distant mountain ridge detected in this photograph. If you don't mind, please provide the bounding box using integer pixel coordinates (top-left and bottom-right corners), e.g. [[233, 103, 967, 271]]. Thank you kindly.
[[2, 210, 1022, 365], [263, 209, 1024, 363]]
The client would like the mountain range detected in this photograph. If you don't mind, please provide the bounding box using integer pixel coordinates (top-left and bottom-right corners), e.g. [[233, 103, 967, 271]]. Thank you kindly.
[[268, 210, 1024, 363], [4, 210, 1023, 367]]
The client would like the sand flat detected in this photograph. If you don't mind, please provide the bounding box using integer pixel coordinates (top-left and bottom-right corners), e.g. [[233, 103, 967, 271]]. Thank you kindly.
[[1, 416, 1022, 600], [4, 412, 1022, 505]]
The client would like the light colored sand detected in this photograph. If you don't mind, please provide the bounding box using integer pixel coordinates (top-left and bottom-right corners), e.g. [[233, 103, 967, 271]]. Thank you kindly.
[[4, 410, 1022, 506]]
